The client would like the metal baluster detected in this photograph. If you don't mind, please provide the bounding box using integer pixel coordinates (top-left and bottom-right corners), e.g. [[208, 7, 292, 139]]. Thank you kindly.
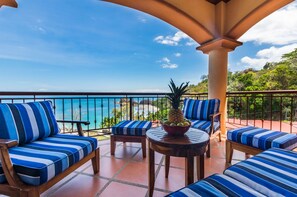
[[280, 96, 283, 131]]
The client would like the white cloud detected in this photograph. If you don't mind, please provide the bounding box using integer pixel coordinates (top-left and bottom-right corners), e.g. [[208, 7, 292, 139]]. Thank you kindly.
[[154, 31, 196, 46], [162, 57, 170, 63], [159, 57, 178, 69], [162, 64, 178, 69], [240, 43, 297, 69], [174, 53, 181, 57], [239, 2, 297, 45]]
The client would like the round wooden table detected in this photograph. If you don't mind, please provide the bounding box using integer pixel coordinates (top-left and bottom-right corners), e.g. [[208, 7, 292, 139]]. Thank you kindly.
[[146, 127, 209, 197]]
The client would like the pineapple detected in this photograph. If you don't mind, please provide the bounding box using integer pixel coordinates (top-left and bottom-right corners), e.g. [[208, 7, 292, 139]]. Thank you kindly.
[[166, 79, 189, 123]]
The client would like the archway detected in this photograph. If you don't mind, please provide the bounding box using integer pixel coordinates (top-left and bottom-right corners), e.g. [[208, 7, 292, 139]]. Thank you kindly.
[[103, 0, 294, 132]]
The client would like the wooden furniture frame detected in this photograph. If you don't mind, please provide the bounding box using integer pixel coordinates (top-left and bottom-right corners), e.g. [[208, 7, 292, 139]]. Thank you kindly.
[[110, 134, 146, 157], [206, 112, 222, 157], [0, 120, 100, 197], [146, 127, 209, 197], [225, 140, 262, 164]]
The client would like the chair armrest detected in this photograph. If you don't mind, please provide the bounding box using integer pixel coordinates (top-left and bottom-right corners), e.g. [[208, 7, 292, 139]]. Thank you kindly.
[[0, 139, 22, 187], [209, 112, 221, 135], [209, 112, 221, 121], [56, 120, 90, 136], [0, 139, 18, 148]]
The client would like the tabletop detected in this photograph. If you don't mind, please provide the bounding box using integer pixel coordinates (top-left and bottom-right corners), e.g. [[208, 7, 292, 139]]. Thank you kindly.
[[146, 127, 209, 157]]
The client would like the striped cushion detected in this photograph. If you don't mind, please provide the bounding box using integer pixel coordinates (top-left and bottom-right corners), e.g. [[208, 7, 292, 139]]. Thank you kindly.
[[224, 148, 297, 196], [227, 126, 297, 150], [190, 119, 220, 134], [0, 101, 59, 145], [167, 174, 264, 197], [183, 98, 220, 121], [0, 134, 97, 186], [112, 120, 152, 136]]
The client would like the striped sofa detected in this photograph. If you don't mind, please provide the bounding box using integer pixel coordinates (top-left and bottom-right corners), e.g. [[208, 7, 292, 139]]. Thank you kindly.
[[183, 98, 221, 157], [226, 126, 297, 163], [168, 148, 297, 196], [0, 101, 100, 197]]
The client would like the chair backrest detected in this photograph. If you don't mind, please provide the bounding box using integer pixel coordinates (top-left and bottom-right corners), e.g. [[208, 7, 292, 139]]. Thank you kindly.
[[183, 98, 220, 121], [0, 101, 59, 145]]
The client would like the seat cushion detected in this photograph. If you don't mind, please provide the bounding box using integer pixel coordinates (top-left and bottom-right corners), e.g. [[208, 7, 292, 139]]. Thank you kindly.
[[0, 134, 97, 186], [0, 101, 59, 145], [190, 119, 220, 134], [227, 126, 297, 150], [183, 98, 220, 121], [224, 148, 297, 196], [112, 120, 152, 136], [167, 174, 264, 197]]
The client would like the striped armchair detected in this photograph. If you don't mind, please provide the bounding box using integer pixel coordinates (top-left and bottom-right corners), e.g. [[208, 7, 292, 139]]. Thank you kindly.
[[0, 101, 99, 197], [183, 98, 221, 157]]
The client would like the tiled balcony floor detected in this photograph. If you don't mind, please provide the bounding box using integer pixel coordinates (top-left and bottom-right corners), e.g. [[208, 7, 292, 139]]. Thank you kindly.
[[40, 132, 247, 197]]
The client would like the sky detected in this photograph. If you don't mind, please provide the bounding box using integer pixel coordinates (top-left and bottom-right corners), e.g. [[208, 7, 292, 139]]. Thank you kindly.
[[0, 0, 297, 92]]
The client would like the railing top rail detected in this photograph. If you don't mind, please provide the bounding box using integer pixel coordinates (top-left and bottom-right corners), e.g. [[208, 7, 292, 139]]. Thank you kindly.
[[0, 92, 167, 96], [227, 90, 297, 95], [0, 90, 296, 97], [0, 91, 208, 96]]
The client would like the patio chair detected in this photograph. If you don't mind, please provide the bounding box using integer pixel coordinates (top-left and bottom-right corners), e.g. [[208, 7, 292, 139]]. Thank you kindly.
[[183, 98, 221, 157], [0, 101, 99, 197]]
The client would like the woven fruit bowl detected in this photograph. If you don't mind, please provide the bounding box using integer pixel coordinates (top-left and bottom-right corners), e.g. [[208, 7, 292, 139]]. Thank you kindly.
[[162, 124, 190, 136]]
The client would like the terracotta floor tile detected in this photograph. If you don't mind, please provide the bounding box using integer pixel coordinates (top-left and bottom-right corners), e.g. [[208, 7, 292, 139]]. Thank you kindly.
[[232, 150, 246, 161], [100, 139, 111, 146], [153, 190, 170, 197], [41, 173, 77, 197], [74, 160, 91, 172], [210, 146, 225, 159], [100, 144, 111, 155], [133, 150, 163, 164], [83, 156, 127, 178], [164, 156, 185, 169], [154, 166, 185, 192], [115, 162, 152, 186], [204, 157, 228, 177], [49, 174, 108, 197], [99, 182, 147, 197], [125, 142, 142, 148], [105, 145, 140, 159]]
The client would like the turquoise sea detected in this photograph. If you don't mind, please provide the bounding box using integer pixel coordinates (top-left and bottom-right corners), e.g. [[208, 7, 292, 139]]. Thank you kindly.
[[51, 97, 159, 130]]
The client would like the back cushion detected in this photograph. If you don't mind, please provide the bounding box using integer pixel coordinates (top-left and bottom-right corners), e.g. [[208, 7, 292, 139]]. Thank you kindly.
[[183, 98, 220, 121], [0, 101, 59, 145]]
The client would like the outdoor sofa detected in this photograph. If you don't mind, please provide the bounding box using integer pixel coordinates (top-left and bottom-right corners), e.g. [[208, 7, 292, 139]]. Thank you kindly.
[[0, 101, 99, 197], [168, 148, 297, 196]]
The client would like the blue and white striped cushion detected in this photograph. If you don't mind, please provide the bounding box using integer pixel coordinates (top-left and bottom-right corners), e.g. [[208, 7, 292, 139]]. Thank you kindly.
[[167, 174, 264, 197], [0, 101, 59, 145], [227, 126, 297, 150], [183, 98, 220, 121], [190, 119, 220, 134], [112, 120, 152, 136], [0, 134, 97, 186], [224, 148, 297, 196]]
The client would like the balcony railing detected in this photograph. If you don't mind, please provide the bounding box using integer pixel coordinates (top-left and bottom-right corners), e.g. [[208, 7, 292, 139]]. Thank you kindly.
[[0, 90, 296, 136], [227, 90, 297, 133]]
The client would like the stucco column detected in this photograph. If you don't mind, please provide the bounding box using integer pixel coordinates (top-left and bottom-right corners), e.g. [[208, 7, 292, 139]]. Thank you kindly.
[[197, 38, 242, 134], [208, 48, 228, 134]]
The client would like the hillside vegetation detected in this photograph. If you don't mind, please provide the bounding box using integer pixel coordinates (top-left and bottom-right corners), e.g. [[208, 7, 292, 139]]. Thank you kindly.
[[188, 49, 297, 92]]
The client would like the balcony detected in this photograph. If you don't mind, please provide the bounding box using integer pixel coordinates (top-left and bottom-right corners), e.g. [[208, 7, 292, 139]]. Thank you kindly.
[[0, 91, 296, 196]]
